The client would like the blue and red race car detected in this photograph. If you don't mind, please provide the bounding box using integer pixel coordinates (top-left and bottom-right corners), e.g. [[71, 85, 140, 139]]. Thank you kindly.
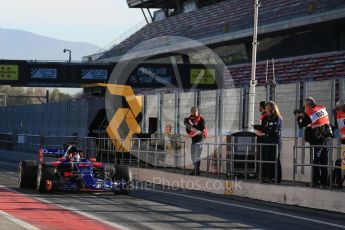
[[18, 145, 132, 194]]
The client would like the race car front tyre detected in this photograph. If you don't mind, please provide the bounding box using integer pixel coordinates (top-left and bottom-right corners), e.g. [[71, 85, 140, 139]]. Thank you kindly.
[[114, 165, 132, 182], [37, 163, 56, 193], [18, 160, 38, 189], [113, 165, 132, 195]]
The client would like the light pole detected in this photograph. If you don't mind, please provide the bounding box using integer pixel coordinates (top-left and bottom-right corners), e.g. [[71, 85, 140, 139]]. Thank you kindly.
[[248, 0, 260, 131], [63, 49, 72, 63]]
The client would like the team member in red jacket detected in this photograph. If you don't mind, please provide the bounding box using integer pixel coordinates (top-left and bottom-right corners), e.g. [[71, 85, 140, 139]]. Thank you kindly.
[[185, 106, 206, 176], [335, 100, 345, 145]]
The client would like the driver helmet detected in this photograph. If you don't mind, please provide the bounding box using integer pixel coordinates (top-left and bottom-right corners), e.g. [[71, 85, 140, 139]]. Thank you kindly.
[[71, 152, 80, 162]]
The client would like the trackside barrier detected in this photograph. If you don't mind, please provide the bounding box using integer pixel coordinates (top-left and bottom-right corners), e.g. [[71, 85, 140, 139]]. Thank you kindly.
[[128, 138, 279, 183], [2, 133, 344, 190], [82, 137, 125, 164], [130, 137, 187, 174], [197, 142, 280, 184], [293, 145, 344, 190], [82, 137, 141, 180]]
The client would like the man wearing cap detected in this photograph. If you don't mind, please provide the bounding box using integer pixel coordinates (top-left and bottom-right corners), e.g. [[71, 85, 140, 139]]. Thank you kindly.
[[296, 97, 333, 188]]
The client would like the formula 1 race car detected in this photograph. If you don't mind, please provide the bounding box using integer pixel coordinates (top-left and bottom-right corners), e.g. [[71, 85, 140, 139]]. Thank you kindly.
[[18, 145, 132, 194]]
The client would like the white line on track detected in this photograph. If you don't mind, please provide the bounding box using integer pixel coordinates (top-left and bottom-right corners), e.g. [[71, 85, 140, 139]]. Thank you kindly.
[[140, 187, 345, 229], [0, 184, 129, 230], [0, 210, 39, 230]]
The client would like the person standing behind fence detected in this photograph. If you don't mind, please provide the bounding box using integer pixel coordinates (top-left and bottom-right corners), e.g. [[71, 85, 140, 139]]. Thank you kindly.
[[332, 100, 345, 188], [255, 101, 268, 143], [185, 106, 205, 176], [254, 101, 282, 183], [334, 101, 345, 145], [296, 97, 333, 188]]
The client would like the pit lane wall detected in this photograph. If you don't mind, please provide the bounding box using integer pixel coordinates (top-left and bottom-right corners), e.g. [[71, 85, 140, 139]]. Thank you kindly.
[[132, 167, 345, 214]]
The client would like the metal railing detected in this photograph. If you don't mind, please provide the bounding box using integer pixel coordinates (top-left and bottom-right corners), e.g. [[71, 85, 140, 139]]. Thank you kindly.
[[1, 132, 344, 190], [82, 137, 125, 164], [130, 137, 187, 174], [293, 145, 344, 190], [81, 136, 186, 181], [197, 142, 280, 184]]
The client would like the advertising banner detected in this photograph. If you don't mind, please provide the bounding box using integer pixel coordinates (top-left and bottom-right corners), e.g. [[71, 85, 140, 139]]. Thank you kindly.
[[0, 65, 19, 81], [190, 68, 216, 85], [81, 69, 108, 80], [31, 68, 57, 79]]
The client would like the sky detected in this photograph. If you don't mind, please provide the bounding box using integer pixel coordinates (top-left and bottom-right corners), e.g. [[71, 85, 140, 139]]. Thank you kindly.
[[0, 0, 145, 48], [0, 0, 145, 95]]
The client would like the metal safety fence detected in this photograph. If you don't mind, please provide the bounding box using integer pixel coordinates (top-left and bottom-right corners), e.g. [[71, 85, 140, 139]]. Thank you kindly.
[[82, 137, 125, 164], [81, 137, 141, 179], [196, 142, 280, 184], [293, 145, 344, 190], [1, 132, 344, 190], [130, 137, 187, 173]]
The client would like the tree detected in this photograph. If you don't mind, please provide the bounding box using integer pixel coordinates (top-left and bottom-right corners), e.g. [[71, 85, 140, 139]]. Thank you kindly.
[[0, 86, 72, 106], [49, 88, 72, 102]]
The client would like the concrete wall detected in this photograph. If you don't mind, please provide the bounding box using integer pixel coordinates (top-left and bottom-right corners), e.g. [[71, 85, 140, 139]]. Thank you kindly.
[[275, 83, 298, 137], [280, 137, 312, 182], [222, 88, 241, 133], [305, 80, 333, 117], [200, 90, 217, 136], [134, 167, 345, 214], [179, 91, 195, 134], [162, 93, 176, 131], [145, 94, 158, 133], [142, 79, 338, 138]]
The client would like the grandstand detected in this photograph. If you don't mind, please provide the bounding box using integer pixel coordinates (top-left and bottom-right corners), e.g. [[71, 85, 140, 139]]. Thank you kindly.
[[226, 51, 345, 87], [84, 0, 345, 73]]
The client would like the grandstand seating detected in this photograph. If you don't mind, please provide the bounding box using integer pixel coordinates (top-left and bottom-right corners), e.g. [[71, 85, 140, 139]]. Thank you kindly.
[[99, 0, 345, 60], [130, 51, 345, 92], [225, 51, 345, 88]]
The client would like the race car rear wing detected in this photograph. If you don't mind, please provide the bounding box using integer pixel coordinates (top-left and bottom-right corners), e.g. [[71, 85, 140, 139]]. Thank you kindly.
[[38, 148, 65, 162]]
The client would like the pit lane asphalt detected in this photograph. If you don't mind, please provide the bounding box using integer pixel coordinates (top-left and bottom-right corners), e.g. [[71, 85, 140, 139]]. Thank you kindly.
[[0, 150, 345, 230]]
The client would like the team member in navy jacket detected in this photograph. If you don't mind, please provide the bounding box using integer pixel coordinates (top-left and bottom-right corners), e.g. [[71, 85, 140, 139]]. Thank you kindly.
[[254, 101, 282, 183]]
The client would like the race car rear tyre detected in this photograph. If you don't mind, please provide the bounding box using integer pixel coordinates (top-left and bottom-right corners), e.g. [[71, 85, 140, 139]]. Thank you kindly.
[[18, 160, 38, 189], [37, 163, 56, 193], [114, 165, 132, 195]]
